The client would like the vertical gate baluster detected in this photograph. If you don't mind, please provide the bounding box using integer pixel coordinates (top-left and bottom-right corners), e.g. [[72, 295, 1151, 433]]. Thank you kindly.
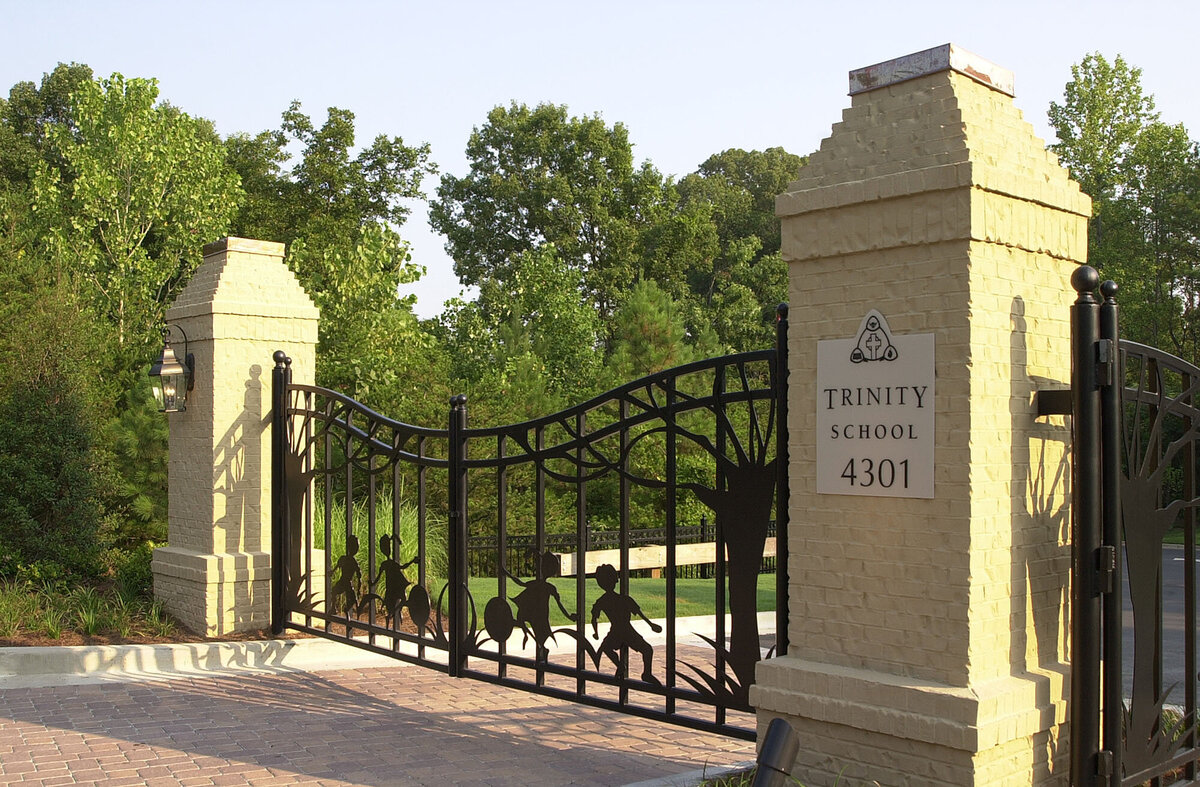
[[448, 395, 469, 677], [417, 434, 427, 660], [714, 363, 728, 727], [1099, 281, 1123, 782], [302, 387, 313, 630], [535, 424, 546, 687], [776, 303, 790, 658], [367, 448, 377, 645], [1071, 265, 1104, 786], [576, 410, 587, 695], [391, 430, 402, 652], [497, 434, 507, 676], [271, 352, 289, 636], [1187, 372, 1198, 782], [666, 377, 677, 716], [323, 396, 334, 634], [344, 408, 355, 635], [619, 398, 630, 707]]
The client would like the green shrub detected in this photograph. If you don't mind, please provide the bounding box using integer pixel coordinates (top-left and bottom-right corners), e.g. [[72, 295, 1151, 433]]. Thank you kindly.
[[315, 489, 447, 582], [0, 375, 115, 577], [105, 377, 169, 545], [105, 541, 158, 599]]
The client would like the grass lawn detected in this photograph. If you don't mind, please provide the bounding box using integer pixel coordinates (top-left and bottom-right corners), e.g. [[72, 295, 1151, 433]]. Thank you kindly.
[[466, 574, 777, 626], [1164, 527, 1189, 545]]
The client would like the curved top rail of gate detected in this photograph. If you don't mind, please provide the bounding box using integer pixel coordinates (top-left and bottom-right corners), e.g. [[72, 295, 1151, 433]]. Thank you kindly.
[[283, 347, 778, 468], [283, 382, 450, 467], [460, 348, 778, 474]]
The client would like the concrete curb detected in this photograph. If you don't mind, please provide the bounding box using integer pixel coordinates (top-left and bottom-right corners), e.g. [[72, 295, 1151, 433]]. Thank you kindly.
[[0, 612, 777, 689], [0, 637, 404, 688], [623, 761, 757, 787]]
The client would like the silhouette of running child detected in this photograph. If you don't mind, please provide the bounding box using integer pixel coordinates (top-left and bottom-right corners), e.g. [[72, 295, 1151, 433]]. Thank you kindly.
[[330, 534, 362, 616], [375, 534, 418, 627], [508, 550, 576, 649], [590, 563, 662, 684]]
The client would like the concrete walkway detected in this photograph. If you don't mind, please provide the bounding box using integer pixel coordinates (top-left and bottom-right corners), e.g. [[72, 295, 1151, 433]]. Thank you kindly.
[[0, 637, 757, 786]]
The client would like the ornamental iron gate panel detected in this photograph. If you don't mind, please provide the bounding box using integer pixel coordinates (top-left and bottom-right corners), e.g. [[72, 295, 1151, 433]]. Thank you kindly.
[[1069, 267, 1199, 786], [270, 307, 790, 740]]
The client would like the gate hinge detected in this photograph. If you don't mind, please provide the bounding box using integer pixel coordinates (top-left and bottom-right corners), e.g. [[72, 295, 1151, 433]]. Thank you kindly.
[[1097, 749, 1114, 786], [1096, 545, 1117, 594], [1096, 339, 1116, 387]]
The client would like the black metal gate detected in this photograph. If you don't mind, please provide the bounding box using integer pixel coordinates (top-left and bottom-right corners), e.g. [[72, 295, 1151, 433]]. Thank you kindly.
[[1069, 267, 1199, 785], [269, 306, 790, 740]]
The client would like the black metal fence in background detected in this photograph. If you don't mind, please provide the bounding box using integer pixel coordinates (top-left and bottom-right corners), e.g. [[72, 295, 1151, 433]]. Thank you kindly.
[[465, 520, 779, 579]]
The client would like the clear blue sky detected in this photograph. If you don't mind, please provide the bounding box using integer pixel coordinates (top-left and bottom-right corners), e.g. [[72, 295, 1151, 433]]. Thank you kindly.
[[2, 0, 1193, 317]]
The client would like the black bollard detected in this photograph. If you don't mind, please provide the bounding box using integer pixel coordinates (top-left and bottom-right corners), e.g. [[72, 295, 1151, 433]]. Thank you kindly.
[[751, 717, 799, 787]]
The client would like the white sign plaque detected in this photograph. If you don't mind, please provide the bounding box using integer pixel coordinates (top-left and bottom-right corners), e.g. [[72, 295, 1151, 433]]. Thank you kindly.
[[816, 310, 934, 498]]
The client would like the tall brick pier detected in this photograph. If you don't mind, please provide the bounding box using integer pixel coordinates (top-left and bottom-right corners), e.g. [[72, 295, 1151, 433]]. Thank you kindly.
[[152, 238, 319, 636], [752, 45, 1090, 785]]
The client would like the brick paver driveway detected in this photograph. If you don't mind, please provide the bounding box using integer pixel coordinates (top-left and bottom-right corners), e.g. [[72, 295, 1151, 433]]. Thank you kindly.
[[0, 664, 755, 786]]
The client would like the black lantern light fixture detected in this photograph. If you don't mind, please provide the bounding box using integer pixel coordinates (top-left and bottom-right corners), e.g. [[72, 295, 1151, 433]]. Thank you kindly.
[[148, 325, 194, 412]]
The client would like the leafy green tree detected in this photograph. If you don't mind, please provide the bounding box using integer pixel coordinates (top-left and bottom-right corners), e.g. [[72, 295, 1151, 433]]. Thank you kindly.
[[227, 102, 439, 418], [608, 279, 698, 380], [0, 63, 95, 190], [0, 65, 96, 285], [1050, 53, 1200, 361], [682, 147, 803, 261], [673, 147, 803, 351], [104, 377, 169, 545], [430, 102, 671, 322], [288, 223, 431, 408], [228, 101, 434, 249], [1124, 123, 1200, 358], [32, 73, 242, 362], [441, 245, 604, 419], [1049, 54, 1156, 205]]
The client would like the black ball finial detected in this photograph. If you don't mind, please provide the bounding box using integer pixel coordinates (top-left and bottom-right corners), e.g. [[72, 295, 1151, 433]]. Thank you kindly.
[[273, 350, 287, 366], [776, 303, 789, 320], [1071, 265, 1100, 295], [1100, 280, 1119, 301]]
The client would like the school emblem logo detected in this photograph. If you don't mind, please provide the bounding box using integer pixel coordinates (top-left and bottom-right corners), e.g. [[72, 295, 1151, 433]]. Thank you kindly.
[[850, 310, 898, 363]]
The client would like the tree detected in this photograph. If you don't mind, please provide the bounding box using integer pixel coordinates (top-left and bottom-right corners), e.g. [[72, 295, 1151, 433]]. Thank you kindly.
[[0, 64, 96, 289], [441, 245, 604, 419], [228, 101, 434, 250], [32, 73, 242, 361], [0, 268, 120, 579], [227, 102, 439, 417], [672, 148, 803, 351], [1049, 54, 1156, 203], [608, 279, 699, 380], [0, 62, 94, 190], [287, 223, 432, 410], [1123, 122, 1200, 359], [430, 102, 671, 322], [1049, 54, 1200, 362]]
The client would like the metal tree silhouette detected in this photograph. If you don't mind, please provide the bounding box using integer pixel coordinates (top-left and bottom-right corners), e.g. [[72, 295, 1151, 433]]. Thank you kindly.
[[588, 355, 780, 708], [1119, 344, 1200, 774]]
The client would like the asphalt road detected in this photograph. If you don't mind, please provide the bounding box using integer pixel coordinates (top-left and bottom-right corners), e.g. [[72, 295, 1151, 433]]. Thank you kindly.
[[1122, 543, 1195, 706]]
